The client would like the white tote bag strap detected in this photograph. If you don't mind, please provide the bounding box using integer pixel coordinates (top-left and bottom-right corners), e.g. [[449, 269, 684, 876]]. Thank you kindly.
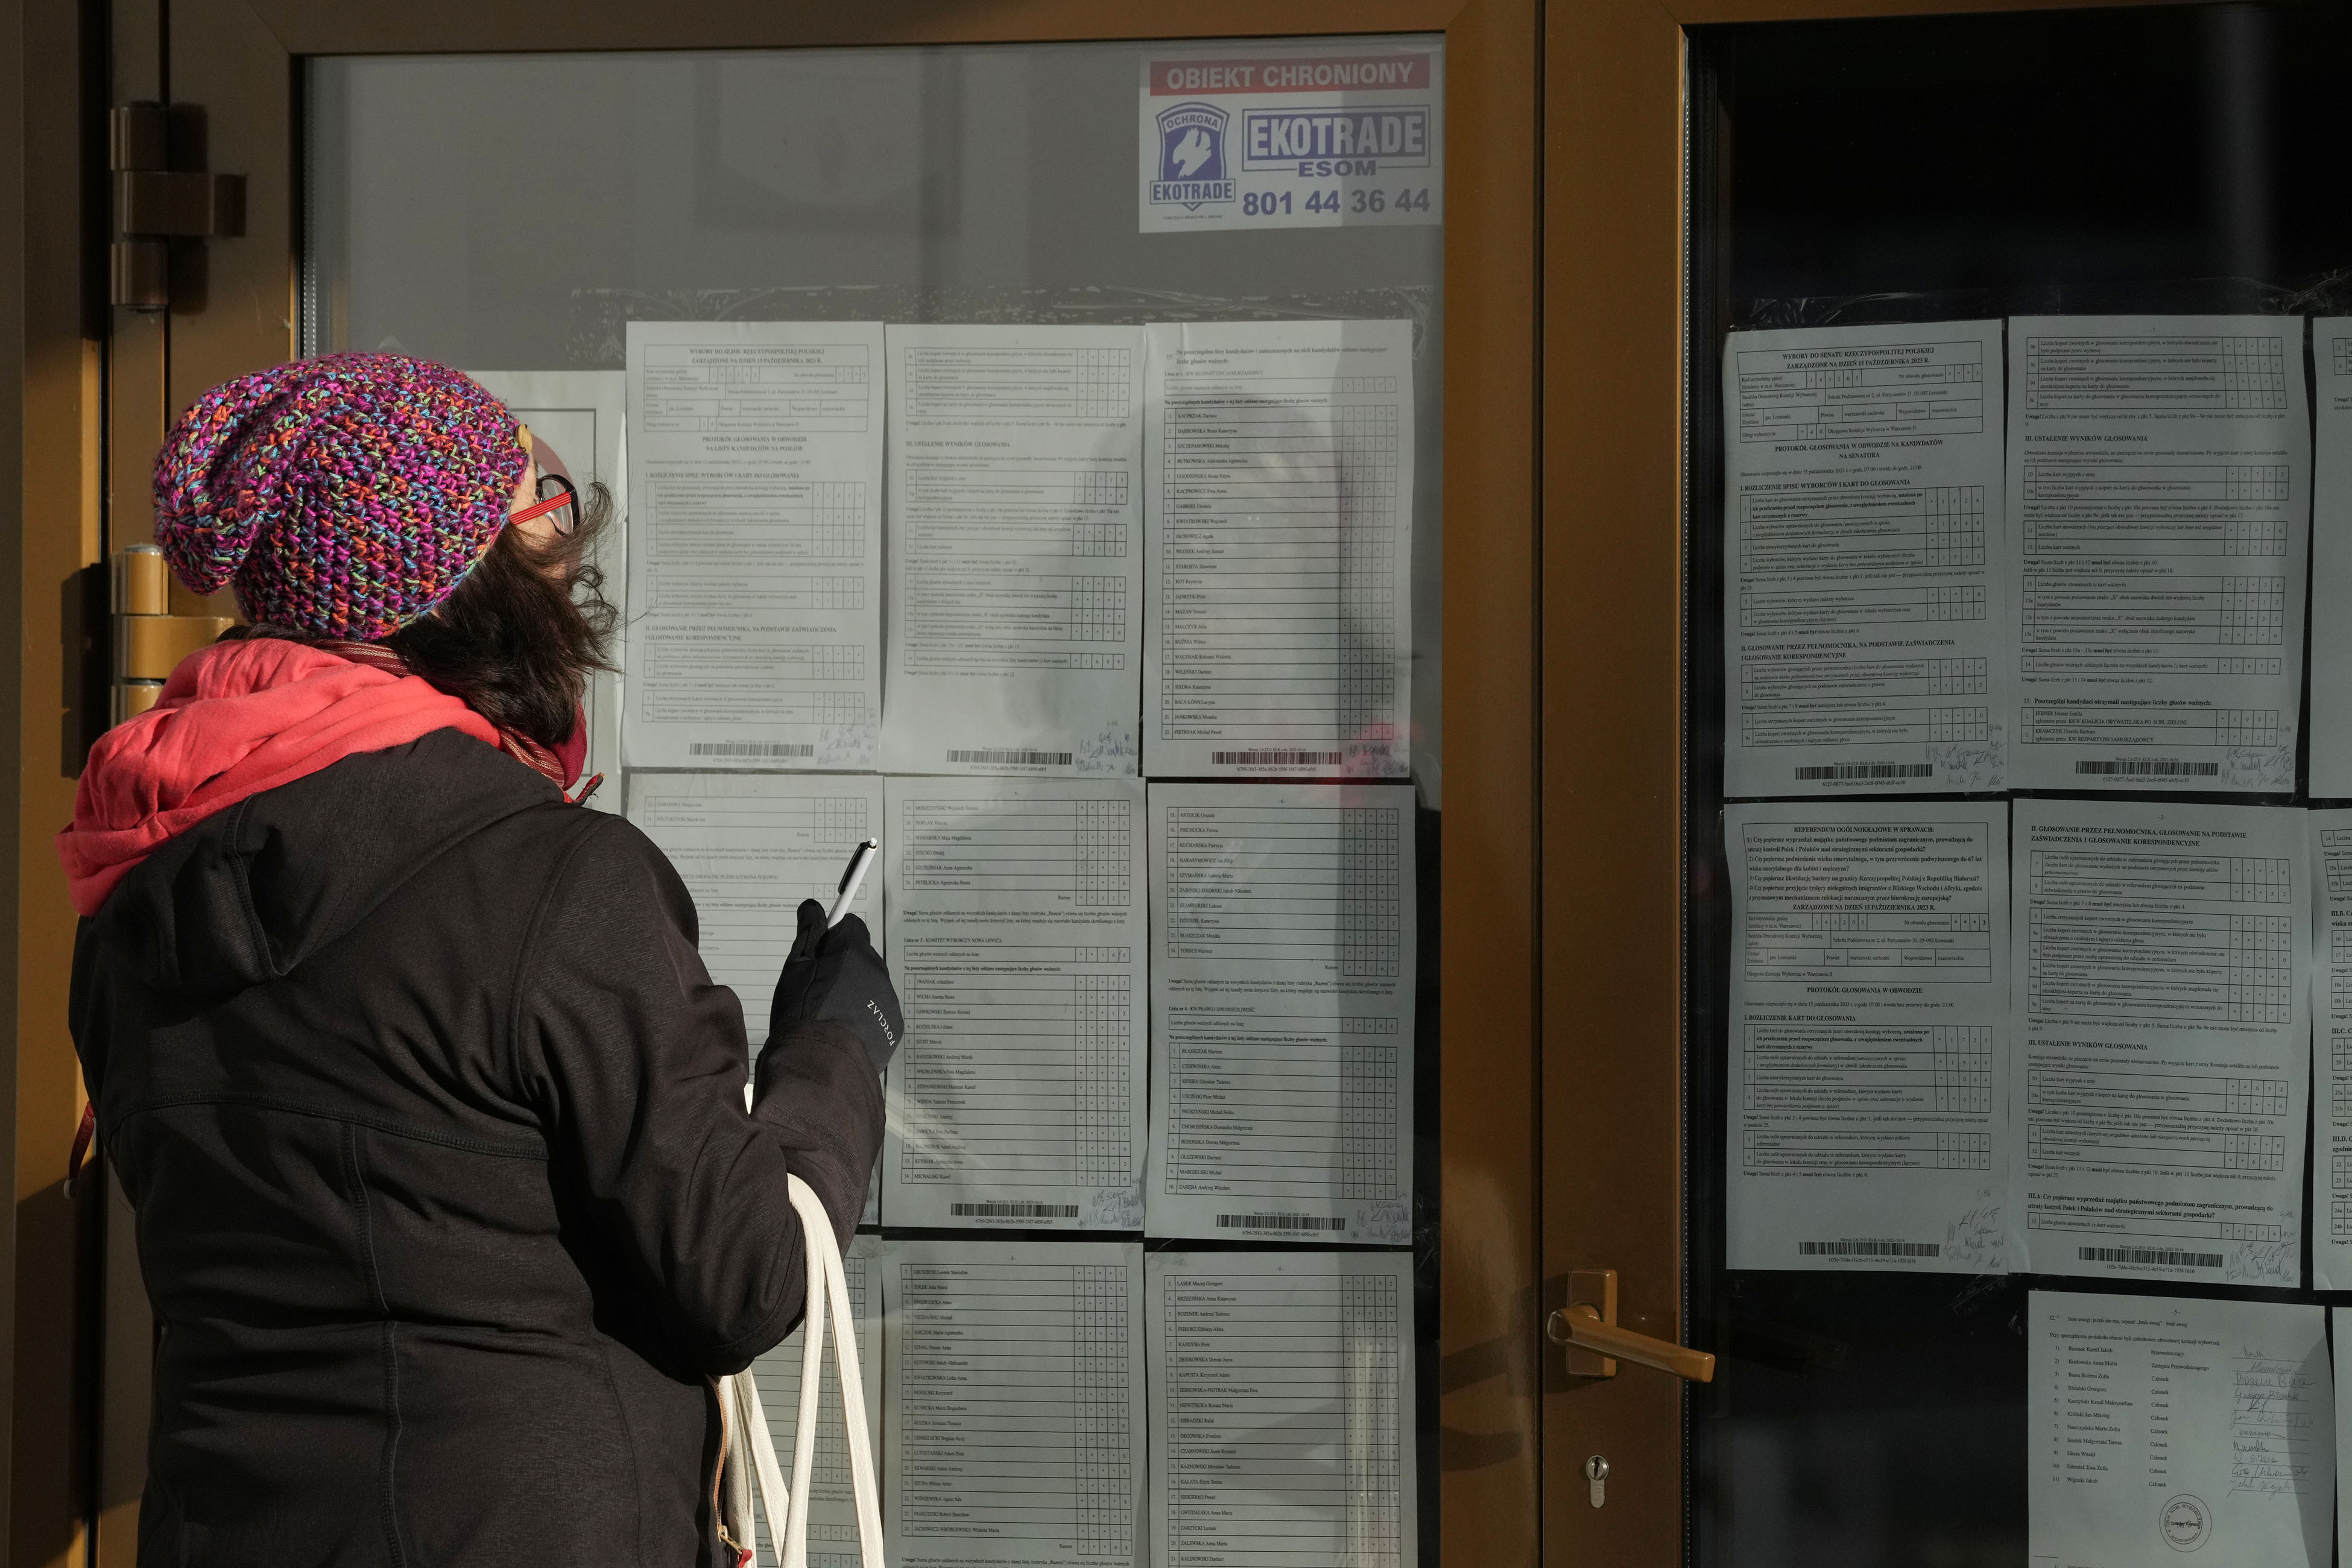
[[736, 1174, 885, 1568], [728, 1371, 791, 1564]]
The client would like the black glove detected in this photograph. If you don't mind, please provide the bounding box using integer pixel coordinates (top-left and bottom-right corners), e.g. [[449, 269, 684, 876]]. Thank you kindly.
[[767, 899, 902, 1073]]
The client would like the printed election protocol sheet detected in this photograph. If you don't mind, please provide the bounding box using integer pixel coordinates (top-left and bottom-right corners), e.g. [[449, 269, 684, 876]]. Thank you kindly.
[[2310, 811, 2352, 1289], [1725, 801, 2011, 1272], [881, 1239, 1145, 1568], [881, 324, 1145, 777], [2032, 1291, 2330, 1567], [2005, 317, 2309, 792], [1722, 321, 2010, 797], [2008, 799, 2309, 1286], [1147, 1250, 1416, 1568], [1143, 320, 1414, 781], [2339, 1307, 2352, 1561], [624, 320, 885, 770], [2308, 320, 2352, 794], [1145, 782, 1416, 1244], [880, 776, 1148, 1231]]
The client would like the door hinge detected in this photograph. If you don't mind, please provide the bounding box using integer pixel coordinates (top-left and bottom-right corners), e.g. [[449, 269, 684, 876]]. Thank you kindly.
[[111, 545, 233, 721], [110, 103, 245, 311]]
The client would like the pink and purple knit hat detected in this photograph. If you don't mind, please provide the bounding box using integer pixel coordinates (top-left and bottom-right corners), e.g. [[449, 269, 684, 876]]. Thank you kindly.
[[153, 353, 528, 640]]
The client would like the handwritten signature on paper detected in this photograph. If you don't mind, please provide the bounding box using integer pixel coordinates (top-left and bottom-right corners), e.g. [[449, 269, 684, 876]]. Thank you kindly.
[[1086, 1184, 1145, 1230], [2225, 1241, 2297, 1285], [1944, 1204, 2003, 1270], [1075, 724, 1139, 776], [1928, 736, 2006, 794], [817, 724, 878, 770], [2227, 1350, 2319, 1499], [2222, 744, 2295, 791]]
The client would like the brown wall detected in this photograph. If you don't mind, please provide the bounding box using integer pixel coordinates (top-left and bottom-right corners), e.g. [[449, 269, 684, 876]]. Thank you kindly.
[[0, 0, 25, 1549]]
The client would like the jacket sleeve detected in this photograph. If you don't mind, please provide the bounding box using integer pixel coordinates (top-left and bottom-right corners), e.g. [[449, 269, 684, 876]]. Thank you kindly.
[[512, 814, 884, 1375]]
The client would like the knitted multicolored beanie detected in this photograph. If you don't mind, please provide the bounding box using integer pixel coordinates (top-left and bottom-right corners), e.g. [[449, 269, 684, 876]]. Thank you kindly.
[[153, 354, 526, 640]]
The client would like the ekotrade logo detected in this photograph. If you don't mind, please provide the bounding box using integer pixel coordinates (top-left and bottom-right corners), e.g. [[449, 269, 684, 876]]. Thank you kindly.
[[1152, 102, 1235, 209], [1242, 107, 1430, 174]]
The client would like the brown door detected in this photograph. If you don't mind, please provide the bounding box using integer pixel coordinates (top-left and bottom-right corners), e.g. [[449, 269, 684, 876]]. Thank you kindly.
[[1544, 4, 2328, 1568], [29, 3, 1544, 1564]]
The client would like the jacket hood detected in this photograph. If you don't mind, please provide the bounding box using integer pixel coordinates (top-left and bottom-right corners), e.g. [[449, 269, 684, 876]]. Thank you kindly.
[[83, 727, 560, 1000], [58, 637, 502, 915]]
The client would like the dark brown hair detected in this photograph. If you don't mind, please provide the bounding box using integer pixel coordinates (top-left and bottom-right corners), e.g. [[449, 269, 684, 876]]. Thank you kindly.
[[381, 481, 619, 750]]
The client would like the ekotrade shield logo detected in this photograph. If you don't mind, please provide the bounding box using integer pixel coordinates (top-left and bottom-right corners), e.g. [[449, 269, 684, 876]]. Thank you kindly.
[[1151, 102, 1235, 209]]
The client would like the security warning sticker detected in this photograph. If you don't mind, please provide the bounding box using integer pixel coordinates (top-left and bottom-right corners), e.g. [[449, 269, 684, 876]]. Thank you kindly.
[[1137, 40, 1444, 233]]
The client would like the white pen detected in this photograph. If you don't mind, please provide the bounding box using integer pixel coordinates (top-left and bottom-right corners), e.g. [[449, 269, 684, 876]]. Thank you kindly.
[[826, 838, 881, 928]]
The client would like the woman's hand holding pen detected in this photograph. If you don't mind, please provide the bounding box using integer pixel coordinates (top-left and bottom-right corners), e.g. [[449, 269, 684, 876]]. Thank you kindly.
[[767, 900, 903, 1075]]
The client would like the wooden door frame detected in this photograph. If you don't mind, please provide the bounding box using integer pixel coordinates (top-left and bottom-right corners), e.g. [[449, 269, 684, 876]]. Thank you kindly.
[[1539, 0, 2203, 1564], [9, 0, 108, 1563], [15, 1, 1546, 1563]]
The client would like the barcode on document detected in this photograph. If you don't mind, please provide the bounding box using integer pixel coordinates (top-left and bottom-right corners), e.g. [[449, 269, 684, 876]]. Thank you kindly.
[[2078, 1245, 2224, 1268], [688, 742, 815, 759], [2075, 759, 2220, 777], [1213, 750, 1344, 767], [1794, 763, 1934, 781], [950, 1201, 1080, 1219], [1798, 1239, 1939, 1258], [1215, 1213, 1346, 1232], [947, 748, 1073, 767]]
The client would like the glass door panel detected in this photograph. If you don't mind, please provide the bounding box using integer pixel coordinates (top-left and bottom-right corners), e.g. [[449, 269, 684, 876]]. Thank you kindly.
[[1687, 7, 2352, 1564], [308, 36, 1444, 1567]]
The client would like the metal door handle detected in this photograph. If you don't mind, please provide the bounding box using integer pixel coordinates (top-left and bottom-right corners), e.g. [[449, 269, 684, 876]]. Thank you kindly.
[[1546, 1269, 1715, 1383]]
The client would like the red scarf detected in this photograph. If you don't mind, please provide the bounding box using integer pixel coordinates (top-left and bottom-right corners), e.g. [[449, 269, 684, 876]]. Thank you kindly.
[[57, 637, 587, 917]]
